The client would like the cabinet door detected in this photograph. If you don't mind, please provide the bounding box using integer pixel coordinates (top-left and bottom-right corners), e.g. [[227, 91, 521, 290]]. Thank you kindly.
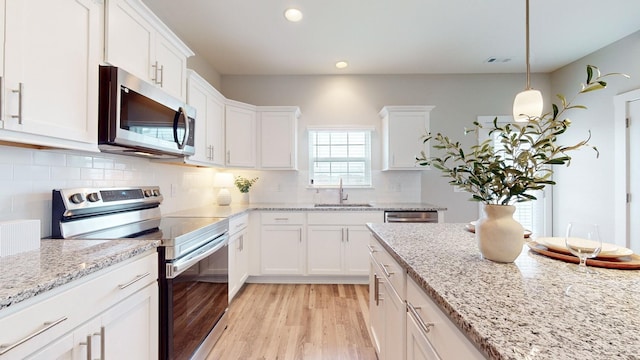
[[207, 94, 226, 166], [307, 225, 344, 275], [229, 229, 248, 301], [105, 0, 155, 83], [186, 75, 211, 164], [155, 33, 187, 100], [406, 313, 441, 360], [260, 226, 304, 274], [3, 0, 100, 146], [369, 259, 384, 357], [259, 110, 298, 169], [225, 103, 256, 168], [186, 72, 225, 166], [384, 282, 406, 360], [344, 226, 371, 275], [101, 284, 159, 360]]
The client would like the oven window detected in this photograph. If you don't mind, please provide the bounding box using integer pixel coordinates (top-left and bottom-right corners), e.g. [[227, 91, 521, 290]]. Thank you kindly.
[[168, 245, 228, 360]]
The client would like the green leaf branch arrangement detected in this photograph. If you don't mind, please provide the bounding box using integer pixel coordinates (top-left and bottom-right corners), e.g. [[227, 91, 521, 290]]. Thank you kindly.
[[416, 65, 628, 205], [234, 176, 259, 193]]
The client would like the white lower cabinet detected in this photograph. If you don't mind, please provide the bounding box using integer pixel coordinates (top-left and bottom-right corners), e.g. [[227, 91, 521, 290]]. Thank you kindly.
[[229, 213, 249, 301], [406, 277, 484, 360], [260, 212, 305, 275], [307, 212, 383, 276], [369, 237, 406, 360], [0, 251, 158, 360]]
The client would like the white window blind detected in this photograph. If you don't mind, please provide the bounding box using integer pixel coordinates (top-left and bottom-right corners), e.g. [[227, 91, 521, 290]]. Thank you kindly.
[[308, 130, 372, 187]]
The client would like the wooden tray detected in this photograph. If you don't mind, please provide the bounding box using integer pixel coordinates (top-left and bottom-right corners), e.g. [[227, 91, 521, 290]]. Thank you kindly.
[[527, 241, 640, 270]]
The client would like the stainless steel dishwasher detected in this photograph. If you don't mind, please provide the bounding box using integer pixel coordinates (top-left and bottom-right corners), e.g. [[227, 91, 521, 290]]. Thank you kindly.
[[384, 210, 439, 223]]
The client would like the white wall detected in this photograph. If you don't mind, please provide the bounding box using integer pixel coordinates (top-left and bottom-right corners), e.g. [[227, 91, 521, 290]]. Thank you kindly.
[[0, 144, 218, 238], [221, 73, 551, 222], [550, 31, 640, 242]]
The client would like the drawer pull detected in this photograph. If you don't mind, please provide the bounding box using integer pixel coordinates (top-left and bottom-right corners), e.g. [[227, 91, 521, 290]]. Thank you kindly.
[[118, 272, 151, 290], [381, 264, 394, 277], [367, 244, 377, 253], [407, 301, 435, 334], [274, 217, 289, 221], [0, 316, 68, 355], [79, 334, 92, 360]]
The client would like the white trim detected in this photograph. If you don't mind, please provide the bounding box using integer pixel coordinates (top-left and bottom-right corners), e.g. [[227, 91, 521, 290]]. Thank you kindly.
[[307, 125, 376, 132], [613, 88, 640, 248]]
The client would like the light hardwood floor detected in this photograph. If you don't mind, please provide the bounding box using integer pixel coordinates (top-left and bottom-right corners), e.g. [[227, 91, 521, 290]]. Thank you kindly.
[[206, 283, 377, 360]]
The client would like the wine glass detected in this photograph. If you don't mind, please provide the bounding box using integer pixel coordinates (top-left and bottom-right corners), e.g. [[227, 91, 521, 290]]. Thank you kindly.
[[565, 222, 602, 273]]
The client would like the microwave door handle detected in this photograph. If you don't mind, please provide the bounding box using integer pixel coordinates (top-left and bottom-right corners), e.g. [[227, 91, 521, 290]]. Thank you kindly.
[[173, 107, 189, 150]]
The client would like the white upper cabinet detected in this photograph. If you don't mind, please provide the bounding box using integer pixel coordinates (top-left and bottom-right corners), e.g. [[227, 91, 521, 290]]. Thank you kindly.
[[105, 0, 193, 101], [0, 0, 101, 151], [225, 100, 257, 168], [380, 106, 435, 170], [257, 106, 300, 170], [184, 71, 225, 166]]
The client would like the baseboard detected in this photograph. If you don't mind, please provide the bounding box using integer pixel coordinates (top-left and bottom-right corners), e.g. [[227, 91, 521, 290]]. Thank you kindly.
[[245, 275, 368, 285]]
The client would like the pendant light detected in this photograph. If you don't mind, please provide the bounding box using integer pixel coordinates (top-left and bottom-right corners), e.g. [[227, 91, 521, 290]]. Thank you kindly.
[[513, 0, 543, 122]]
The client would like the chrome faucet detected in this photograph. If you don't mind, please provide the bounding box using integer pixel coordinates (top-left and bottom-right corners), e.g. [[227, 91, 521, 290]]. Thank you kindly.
[[339, 178, 348, 204]]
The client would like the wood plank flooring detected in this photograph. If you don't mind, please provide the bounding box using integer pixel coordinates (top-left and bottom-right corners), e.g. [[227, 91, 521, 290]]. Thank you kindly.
[[206, 283, 377, 360]]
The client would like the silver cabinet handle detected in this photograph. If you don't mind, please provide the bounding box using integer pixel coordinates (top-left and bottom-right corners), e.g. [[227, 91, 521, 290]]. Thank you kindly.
[[299, 228, 302, 242], [158, 64, 164, 87], [381, 264, 394, 277], [341, 228, 345, 242], [274, 217, 289, 221], [11, 83, 23, 124], [92, 326, 105, 360], [151, 61, 160, 84], [118, 272, 151, 289], [374, 274, 380, 306], [346, 228, 349, 242], [226, 150, 231, 163], [407, 301, 435, 335], [367, 244, 377, 253], [79, 334, 92, 360], [0, 316, 68, 355]]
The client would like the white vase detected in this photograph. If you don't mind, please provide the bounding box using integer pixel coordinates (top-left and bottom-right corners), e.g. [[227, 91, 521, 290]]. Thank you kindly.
[[475, 204, 525, 263], [240, 192, 250, 204]]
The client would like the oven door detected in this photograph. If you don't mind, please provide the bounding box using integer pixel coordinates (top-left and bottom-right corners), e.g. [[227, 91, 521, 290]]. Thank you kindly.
[[159, 235, 229, 360]]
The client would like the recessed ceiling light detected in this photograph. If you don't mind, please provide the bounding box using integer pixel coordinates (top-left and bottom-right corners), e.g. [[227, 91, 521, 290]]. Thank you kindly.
[[284, 8, 303, 22], [335, 61, 349, 69]]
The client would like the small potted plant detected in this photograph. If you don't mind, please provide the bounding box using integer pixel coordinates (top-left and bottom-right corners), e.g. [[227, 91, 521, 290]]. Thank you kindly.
[[234, 176, 258, 204], [416, 65, 627, 262]]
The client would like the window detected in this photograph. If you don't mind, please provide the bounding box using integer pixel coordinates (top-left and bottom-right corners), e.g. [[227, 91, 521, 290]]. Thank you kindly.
[[476, 116, 551, 236], [308, 129, 372, 187]]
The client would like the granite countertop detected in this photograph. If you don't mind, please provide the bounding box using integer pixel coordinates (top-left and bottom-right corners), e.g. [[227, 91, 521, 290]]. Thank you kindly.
[[0, 239, 160, 312], [367, 223, 640, 360], [164, 202, 446, 218]]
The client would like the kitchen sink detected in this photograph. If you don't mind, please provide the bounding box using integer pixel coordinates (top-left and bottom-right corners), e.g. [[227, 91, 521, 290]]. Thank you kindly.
[[314, 203, 373, 207]]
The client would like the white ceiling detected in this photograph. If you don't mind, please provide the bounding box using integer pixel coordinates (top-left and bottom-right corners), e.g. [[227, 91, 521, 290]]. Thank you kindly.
[[142, 0, 640, 76]]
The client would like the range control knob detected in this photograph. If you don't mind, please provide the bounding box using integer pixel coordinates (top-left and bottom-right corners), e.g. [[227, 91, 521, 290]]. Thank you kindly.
[[87, 193, 100, 202], [69, 193, 85, 204], [144, 190, 153, 197], [153, 189, 160, 197]]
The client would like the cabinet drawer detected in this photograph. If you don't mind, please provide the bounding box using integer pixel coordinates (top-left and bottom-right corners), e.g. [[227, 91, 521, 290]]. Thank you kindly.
[[0, 251, 158, 359], [229, 213, 249, 234], [261, 212, 305, 225], [406, 277, 484, 359], [307, 211, 384, 225]]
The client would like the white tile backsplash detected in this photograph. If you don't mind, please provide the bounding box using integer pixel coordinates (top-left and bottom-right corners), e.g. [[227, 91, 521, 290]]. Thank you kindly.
[[0, 144, 217, 238]]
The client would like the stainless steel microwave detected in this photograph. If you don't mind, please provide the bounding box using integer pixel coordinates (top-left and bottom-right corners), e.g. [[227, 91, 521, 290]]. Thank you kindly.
[[98, 65, 196, 159]]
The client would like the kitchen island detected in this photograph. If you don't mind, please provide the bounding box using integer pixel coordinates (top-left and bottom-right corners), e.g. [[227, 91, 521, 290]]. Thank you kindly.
[[367, 223, 640, 360]]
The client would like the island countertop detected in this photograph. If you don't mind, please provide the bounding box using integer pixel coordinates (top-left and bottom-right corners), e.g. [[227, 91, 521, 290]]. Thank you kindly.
[[367, 223, 640, 360]]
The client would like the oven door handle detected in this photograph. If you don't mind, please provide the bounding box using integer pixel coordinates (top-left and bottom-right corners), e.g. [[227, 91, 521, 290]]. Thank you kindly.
[[167, 235, 228, 279]]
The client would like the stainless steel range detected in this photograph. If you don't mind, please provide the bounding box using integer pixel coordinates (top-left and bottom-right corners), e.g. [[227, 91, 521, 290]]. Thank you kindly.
[[52, 186, 229, 360]]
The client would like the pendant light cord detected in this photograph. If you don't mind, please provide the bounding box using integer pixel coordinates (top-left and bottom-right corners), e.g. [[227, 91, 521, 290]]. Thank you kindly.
[[525, 0, 531, 90]]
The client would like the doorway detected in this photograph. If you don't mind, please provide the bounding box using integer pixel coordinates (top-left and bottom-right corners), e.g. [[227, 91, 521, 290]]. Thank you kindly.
[[614, 89, 640, 253]]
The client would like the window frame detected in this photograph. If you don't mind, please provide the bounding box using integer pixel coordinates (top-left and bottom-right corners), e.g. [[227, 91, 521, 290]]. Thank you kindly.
[[307, 128, 373, 188]]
